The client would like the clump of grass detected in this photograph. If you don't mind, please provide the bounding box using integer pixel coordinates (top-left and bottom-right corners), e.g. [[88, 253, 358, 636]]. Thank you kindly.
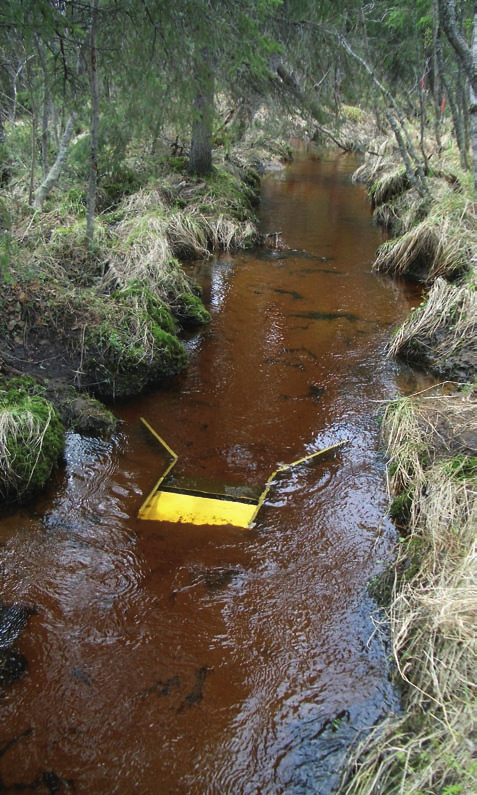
[[372, 202, 399, 230], [339, 388, 477, 795], [374, 216, 470, 283], [388, 277, 477, 379], [352, 138, 398, 186], [46, 218, 110, 283], [106, 181, 258, 291], [58, 286, 189, 399], [208, 215, 256, 250], [106, 212, 178, 290], [166, 210, 211, 258], [0, 387, 65, 500], [370, 166, 411, 207]]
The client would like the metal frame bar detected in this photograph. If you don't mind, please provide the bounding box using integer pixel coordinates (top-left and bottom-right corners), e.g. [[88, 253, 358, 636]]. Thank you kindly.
[[138, 417, 347, 527]]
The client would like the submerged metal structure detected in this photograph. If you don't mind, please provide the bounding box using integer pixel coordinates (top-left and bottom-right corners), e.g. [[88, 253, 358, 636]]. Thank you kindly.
[[138, 418, 345, 528]]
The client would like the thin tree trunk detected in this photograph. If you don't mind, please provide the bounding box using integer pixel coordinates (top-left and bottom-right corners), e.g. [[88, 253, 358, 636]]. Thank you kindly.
[[26, 59, 37, 207], [436, 31, 469, 168], [87, 0, 99, 248], [438, 0, 473, 76], [40, 96, 50, 179], [418, 68, 429, 171], [33, 112, 77, 211], [438, 0, 477, 196], [432, 0, 443, 153], [188, 54, 214, 177], [35, 37, 50, 179], [29, 108, 37, 207], [471, 7, 477, 194], [337, 33, 429, 198], [470, 82, 477, 195]]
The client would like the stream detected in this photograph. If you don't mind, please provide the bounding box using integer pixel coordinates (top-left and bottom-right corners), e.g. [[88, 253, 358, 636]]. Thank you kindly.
[[0, 152, 429, 794]]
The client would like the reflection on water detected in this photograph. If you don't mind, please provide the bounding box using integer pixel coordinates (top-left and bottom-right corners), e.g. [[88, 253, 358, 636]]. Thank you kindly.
[[0, 153, 429, 794]]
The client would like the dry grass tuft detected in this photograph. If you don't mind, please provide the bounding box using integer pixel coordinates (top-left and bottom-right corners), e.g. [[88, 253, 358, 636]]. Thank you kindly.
[[104, 185, 257, 297], [372, 203, 399, 230], [374, 216, 470, 282], [371, 167, 411, 207], [339, 388, 477, 795], [387, 278, 477, 378], [353, 154, 392, 188], [104, 212, 192, 297], [208, 215, 256, 250], [0, 403, 58, 497], [119, 187, 170, 216], [165, 210, 211, 258]]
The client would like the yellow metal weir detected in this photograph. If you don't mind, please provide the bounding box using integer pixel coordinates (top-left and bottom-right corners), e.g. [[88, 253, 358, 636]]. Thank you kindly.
[[142, 490, 259, 527], [138, 417, 346, 528]]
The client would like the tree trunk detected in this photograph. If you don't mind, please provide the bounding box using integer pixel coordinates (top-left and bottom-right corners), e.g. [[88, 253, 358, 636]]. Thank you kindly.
[[86, 0, 99, 248], [432, 0, 443, 153], [29, 106, 37, 207], [33, 112, 77, 211], [436, 30, 469, 168], [188, 55, 214, 177], [26, 58, 37, 207], [337, 33, 429, 198], [35, 37, 50, 179], [471, 6, 477, 195], [438, 0, 477, 196], [40, 96, 50, 179]]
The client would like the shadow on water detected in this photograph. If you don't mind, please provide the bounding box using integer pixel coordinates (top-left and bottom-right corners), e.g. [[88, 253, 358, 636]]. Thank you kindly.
[[0, 153, 433, 794]]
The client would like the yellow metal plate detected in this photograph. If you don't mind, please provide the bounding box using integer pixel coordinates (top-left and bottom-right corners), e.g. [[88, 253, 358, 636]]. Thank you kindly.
[[139, 489, 258, 527], [138, 417, 347, 527]]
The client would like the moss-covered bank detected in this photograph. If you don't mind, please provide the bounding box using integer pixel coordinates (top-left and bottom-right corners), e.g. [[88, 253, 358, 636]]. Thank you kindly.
[[0, 380, 65, 501], [0, 146, 280, 502], [354, 141, 477, 383], [340, 386, 477, 795]]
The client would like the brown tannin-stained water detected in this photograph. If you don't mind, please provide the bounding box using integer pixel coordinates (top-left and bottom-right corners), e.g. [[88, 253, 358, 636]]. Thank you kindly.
[[0, 154, 429, 794]]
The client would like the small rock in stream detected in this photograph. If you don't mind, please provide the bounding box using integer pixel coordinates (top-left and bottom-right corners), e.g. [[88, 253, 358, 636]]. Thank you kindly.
[[0, 648, 28, 686]]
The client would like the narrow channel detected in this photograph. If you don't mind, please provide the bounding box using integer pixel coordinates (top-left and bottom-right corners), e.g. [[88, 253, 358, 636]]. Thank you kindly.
[[1, 153, 428, 794]]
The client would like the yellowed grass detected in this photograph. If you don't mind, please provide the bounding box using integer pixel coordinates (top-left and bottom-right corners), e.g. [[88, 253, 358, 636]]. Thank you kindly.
[[388, 278, 477, 371], [374, 217, 470, 282], [371, 167, 410, 206], [339, 388, 477, 795]]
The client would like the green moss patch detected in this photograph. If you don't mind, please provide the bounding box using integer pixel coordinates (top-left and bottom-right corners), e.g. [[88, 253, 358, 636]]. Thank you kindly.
[[114, 280, 178, 334], [0, 384, 65, 501], [174, 292, 212, 327], [82, 295, 188, 399]]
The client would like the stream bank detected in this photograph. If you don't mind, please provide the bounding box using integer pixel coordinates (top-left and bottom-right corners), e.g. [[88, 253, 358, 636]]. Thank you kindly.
[[338, 141, 477, 795], [0, 152, 275, 502]]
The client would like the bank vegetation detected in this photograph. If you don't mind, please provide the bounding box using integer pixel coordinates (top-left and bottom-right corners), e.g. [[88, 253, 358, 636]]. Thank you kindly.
[[337, 119, 477, 795]]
